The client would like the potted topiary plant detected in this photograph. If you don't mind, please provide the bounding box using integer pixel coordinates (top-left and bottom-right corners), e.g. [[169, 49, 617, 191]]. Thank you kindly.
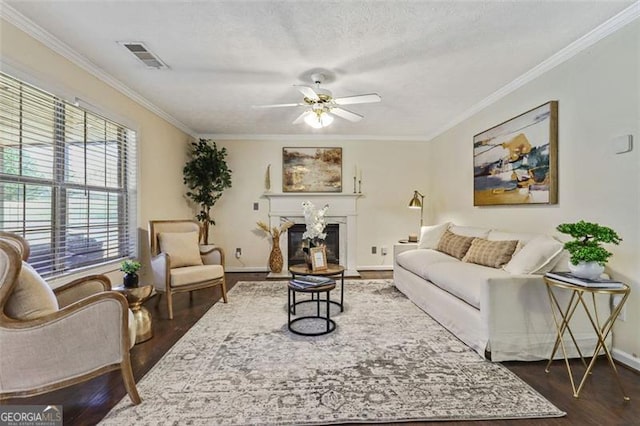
[[121, 259, 142, 288], [183, 138, 233, 245], [556, 220, 621, 279]]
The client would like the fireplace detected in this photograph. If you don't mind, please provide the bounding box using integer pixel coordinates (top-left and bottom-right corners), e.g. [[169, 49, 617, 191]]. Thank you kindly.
[[264, 193, 360, 277], [288, 224, 339, 267]]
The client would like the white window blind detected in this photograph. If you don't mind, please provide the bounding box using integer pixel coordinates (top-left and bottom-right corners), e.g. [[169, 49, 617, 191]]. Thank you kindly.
[[0, 72, 137, 277]]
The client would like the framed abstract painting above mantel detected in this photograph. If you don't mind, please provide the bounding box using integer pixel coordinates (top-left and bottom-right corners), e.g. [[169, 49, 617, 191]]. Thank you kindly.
[[283, 147, 342, 193], [473, 101, 558, 206]]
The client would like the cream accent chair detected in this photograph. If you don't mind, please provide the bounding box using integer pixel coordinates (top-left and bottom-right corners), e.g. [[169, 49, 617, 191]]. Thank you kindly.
[[0, 232, 140, 404], [149, 220, 227, 319]]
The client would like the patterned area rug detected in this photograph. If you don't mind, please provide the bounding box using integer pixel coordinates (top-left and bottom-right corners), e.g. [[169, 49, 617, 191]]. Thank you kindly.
[[101, 280, 564, 425]]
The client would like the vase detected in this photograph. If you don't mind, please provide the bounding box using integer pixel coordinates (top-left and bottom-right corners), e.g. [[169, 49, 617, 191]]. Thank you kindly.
[[268, 236, 283, 273], [123, 272, 139, 288], [568, 261, 604, 279]]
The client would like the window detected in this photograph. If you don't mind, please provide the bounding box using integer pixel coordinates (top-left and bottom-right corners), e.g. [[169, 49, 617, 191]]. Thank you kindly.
[[0, 72, 137, 277]]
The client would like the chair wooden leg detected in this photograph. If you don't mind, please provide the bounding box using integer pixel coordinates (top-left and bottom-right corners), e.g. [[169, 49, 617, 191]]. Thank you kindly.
[[120, 356, 141, 405], [166, 291, 174, 320], [221, 276, 228, 303]]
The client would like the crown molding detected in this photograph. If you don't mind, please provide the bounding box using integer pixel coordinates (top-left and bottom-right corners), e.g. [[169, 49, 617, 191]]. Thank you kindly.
[[424, 1, 640, 142], [199, 133, 429, 142], [0, 3, 197, 137]]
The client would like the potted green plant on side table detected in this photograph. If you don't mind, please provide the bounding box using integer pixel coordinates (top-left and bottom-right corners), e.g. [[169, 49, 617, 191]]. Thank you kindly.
[[120, 259, 142, 288], [556, 220, 622, 279]]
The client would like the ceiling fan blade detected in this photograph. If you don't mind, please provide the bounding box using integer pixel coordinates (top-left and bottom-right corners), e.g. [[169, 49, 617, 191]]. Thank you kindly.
[[331, 107, 363, 122], [333, 93, 381, 105], [252, 103, 303, 109], [294, 85, 320, 101], [292, 111, 310, 124]]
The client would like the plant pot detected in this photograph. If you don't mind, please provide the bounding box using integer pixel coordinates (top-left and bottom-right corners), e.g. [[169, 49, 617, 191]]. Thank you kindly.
[[268, 237, 284, 273], [123, 273, 139, 288], [568, 261, 604, 280]]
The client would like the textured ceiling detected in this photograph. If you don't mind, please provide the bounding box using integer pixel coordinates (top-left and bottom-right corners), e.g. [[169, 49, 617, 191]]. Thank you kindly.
[[2, 1, 634, 139]]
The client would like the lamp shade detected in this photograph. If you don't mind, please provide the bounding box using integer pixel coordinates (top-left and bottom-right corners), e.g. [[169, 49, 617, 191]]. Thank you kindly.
[[408, 191, 422, 208], [304, 111, 334, 129]]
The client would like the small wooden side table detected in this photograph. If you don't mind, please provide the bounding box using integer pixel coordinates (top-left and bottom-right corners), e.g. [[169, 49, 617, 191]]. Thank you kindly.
[[543, 276, 631, 400], [289, 264, 345, 312], [113, 284, 154, 344]]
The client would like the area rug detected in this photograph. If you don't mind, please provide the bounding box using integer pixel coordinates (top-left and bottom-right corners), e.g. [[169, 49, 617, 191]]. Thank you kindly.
[[100, 280, 565, 425]]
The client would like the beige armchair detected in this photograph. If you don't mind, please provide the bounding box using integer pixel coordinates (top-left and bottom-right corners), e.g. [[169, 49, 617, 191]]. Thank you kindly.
[[149, 220, 227, 319], [0, 232, 140, 404]]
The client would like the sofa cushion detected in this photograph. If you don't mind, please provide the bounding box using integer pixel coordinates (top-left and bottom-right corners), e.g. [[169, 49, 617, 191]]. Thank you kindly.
[[503, 235, 564, 275], [436, 230, 475, 260], [159, 231, 203, 268], [170, 264, 224, 287], [427, 261, 512, 309], [5, 262, 59, 320], [487, 230, 540, 244], [463, 238, 518, 268], [487, 230, 541, 255], [449, 225, 490, 239], [417, 222, 451, 249], [396, 249, 458, 281]]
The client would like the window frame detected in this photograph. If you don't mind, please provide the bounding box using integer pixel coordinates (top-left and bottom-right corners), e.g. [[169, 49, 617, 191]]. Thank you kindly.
[[0, 72, 138, 278]]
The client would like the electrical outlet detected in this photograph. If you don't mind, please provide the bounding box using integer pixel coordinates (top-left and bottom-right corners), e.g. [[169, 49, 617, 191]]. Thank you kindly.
[[253, 202, 259, 211], [381, 246, 388, 256], [612, 294, 626, 321], [371, 246, 377, 254], [235, 248, 242, 259]]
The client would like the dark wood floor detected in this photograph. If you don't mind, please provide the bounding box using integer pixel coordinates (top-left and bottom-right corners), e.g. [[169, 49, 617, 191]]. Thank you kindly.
[[3, 271, 639, 425]]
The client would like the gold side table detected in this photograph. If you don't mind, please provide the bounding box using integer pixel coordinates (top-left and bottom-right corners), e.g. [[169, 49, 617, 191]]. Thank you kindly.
[[113, 284, 154, 344], [543, 277, 630, 400]]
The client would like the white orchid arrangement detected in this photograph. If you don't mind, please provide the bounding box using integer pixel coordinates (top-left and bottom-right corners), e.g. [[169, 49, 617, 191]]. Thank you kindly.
[[302, 200, 329, 242]]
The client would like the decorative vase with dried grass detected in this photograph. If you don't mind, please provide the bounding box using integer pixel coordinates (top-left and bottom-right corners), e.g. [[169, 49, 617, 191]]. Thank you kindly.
[[257, 221, 294, 273]]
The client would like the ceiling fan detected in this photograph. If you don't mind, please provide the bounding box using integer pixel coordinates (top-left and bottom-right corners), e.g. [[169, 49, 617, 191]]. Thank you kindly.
[[253, 73, 381, 129]]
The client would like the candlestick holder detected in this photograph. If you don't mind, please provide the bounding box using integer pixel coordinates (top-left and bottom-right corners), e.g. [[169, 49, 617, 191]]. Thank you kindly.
[[353, 176, 357, 193], [358, 180, 362, 194]]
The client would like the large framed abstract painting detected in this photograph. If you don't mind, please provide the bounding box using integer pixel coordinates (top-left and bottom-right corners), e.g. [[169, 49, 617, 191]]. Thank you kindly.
[[473, 101, 558, 206], [282, 147, 342, 192]]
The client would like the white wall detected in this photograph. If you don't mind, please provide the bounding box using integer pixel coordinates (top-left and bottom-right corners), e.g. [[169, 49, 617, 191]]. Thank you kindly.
[[208, 139, 429, 271], [427, 21, 640, 360]]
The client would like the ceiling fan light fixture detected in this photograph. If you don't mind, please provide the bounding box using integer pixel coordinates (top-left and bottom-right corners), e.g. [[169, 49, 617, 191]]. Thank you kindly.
[[304, 110, 333, 129]]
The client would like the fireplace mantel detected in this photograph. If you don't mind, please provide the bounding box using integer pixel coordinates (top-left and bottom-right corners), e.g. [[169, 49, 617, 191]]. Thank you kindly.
[[263, 193, 362, 216], [264, 193, 362, 277]]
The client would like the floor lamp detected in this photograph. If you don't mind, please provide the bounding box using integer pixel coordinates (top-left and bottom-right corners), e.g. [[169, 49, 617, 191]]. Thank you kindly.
[[408, 190, 425, 228]]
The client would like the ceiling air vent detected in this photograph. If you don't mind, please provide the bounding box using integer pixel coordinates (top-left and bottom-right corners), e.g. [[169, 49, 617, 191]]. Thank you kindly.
[[118, 42, 168, 69]]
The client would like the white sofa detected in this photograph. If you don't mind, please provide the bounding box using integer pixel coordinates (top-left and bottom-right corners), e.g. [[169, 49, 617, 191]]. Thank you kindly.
[[393, 223, 610, 362]]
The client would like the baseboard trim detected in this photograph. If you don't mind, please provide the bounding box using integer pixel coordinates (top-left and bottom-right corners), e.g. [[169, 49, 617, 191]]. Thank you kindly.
[[357, 265, 393, 271], [613, 348, 640, 372]]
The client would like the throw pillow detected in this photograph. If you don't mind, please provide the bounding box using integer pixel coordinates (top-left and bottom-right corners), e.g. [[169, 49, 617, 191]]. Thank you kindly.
[[5, 262, 59, 320], [158, 231, 203, 268], [503, 235, 564, 275], [462, 238, 518, 269], [436, 230, 475, 260], [417, 222, 451, 249]]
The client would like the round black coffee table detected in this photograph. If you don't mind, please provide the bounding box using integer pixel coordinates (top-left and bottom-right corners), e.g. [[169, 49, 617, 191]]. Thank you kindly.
[[287, 280, 336, 336]]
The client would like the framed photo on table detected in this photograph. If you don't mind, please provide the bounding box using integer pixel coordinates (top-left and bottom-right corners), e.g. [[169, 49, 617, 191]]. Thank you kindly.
[[310, 246, 328, 271]]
